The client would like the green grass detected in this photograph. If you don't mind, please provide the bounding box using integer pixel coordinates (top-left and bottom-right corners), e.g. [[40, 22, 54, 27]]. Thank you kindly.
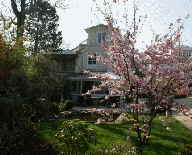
[[142, 116, 192, 155], [37, 116, 192, 155]]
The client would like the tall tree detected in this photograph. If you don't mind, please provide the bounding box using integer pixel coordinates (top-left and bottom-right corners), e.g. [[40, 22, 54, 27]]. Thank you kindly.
[[9, 0, 65, 45], [26, 0, 62, 54]]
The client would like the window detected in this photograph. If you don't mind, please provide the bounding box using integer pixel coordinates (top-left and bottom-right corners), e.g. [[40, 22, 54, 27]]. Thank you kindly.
[[88, 54, 97, 65], [183, 51, 188, 56], [188, 50, 192, 56], [97, 32, 107, 43], [182, 50, 192, 57]]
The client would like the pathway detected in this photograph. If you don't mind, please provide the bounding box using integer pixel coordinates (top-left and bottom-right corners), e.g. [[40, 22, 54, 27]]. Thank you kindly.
[[174, 111, 192, 130]]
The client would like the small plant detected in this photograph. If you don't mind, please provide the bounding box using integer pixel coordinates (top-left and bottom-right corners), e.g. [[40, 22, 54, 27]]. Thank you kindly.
[[63, 100, 75, 110], [58, 101, 66, 112], [55, 120, 95, 153]]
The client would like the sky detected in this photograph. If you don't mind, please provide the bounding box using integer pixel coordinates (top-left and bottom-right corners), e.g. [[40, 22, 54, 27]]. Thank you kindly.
[[57, 0, 192, 50], [0, 0, 192, 50], [56, 0, 94, 49]]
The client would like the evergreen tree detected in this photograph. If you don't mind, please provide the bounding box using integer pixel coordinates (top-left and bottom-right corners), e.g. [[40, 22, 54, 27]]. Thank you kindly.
[[26, 0, 62, 54]]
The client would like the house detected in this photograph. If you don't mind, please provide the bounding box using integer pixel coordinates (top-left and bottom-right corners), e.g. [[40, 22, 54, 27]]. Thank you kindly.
[[178, 45, 192, 57], [51, 24, 112, 100], [50, 29, 192, 100]]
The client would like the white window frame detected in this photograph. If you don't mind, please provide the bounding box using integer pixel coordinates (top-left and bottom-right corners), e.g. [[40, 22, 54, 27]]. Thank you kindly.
[[88, 53, 97, 65]]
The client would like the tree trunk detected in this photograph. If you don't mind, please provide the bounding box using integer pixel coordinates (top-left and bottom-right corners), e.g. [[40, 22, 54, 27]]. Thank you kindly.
[[11, 0, 26, 41]]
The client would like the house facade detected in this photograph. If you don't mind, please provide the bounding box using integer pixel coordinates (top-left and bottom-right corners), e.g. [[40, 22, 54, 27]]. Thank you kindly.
[[57, 24, 112, 100], [51, 25, 192, 100]]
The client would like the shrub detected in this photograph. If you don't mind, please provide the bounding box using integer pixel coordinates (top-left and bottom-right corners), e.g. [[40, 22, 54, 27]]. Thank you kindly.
[[58, 101, 66, 112], [31, 98, 60, 120], [182, 144, 192, 155], [0, 96, 36, 155], [31, 99, 76, 120], [55, 120, 95, 153], [63, 100, 75, 110]]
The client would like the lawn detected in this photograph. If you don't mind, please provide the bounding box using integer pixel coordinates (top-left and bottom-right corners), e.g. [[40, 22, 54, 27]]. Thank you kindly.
[[37, 116, 192, 155]]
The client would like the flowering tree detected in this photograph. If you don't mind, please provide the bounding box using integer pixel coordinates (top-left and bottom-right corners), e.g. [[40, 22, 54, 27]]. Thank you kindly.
[[91, 0, 192, 148]]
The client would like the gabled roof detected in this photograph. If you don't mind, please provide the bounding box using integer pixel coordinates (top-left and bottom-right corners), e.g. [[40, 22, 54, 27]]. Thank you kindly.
[[71, 43, 86, 55], [70, 24, 110, 55], [45, 49, 76, 55], [59, 50, 76, 55], [85, 24, 108, 33]]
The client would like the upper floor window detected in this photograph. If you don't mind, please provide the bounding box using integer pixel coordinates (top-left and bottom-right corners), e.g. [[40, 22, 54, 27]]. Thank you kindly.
[[88, 54, 97, 65], [182, 50, 192, 56], [97, 32, 107, 44]]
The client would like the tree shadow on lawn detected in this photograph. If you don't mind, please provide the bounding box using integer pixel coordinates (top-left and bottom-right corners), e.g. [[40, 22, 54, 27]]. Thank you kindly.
[[151, 131, 191, 146], [95, 123, 181, 154], [143, 140, 181, 155], [95, 120, 192, 154], [93, 123, 131, 146], [97, 123, 130, 137], [151, 118, 192, 144], [142, 118, 192, 154]]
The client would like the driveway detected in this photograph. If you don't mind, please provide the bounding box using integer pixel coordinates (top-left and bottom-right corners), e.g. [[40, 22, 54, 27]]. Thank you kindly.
[[174, 96, 192, 130], [175, 96, 192, 108]]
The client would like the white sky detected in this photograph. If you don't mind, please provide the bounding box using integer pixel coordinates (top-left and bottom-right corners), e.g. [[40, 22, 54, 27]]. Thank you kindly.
[[57, 0, 192, 49], [1, 0, 192, 49]]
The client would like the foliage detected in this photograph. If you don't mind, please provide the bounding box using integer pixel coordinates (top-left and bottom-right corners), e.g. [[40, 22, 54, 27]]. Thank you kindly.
[[32, 99, 75, 119], [31, 99, 77, 121], [10, 0, 64, 43], [0, 34, 25, 81], [0, 21, 27, 96], [57, 101, 67, 112], [182, 144, 192, 154], [26, 0, 62, 54], [0, 96, 36, 155], [0, 8, 63, 155], [0, 21, 37, 154], [63, 99, 75, 110], [31, 98, 60, 121], [30, 54, 65, 102], [94, 144, 137, 155], [55, 120, 96, 153], [5, 70, 32, 97]]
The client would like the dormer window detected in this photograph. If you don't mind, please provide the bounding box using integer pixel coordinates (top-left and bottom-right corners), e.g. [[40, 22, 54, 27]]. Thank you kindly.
[[97, 32, 107, 44], [88, 54, 97, 65]]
